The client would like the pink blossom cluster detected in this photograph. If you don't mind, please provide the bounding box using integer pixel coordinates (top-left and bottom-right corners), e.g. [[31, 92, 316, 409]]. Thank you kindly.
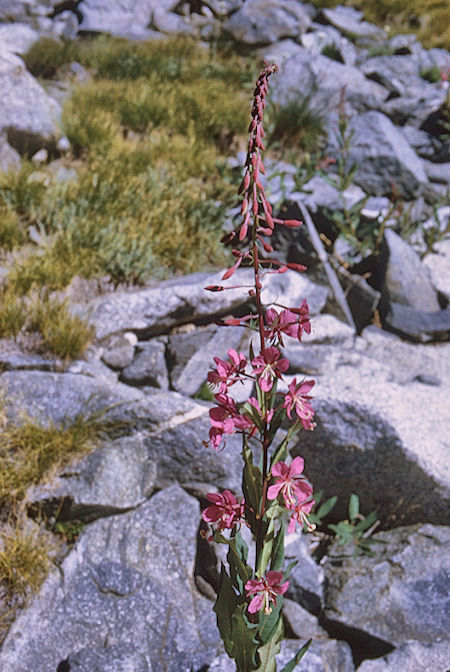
[[267, 457, 315, 534]]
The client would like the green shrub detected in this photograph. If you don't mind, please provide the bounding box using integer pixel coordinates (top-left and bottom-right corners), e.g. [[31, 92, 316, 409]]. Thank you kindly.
[[267, 98, 326, 152], [24, 38, 78, 79]]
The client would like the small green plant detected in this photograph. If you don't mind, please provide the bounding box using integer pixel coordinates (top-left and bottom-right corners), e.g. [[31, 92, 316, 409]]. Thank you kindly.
[[267, 98, 326, 154], [321, 43, 343, 62], [23, 37, 79, 79], [420, 64, 442, 83], [328, 494, 381, 558], [307, 490, 338, 528], [52, 520, 85, 545]]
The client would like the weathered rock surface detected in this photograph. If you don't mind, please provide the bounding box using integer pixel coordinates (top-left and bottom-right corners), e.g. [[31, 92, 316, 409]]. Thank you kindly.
[[381, 229, 441, 312], [269, 45, 388, 115], [0, 485, 221, 672], [223, 0, 311, 45], [209, 637, 355, 671], [357, 640, 450, 672], [324, 524, 450, 647], [78, 0, 178, 38], [287, 325, 450, 526], [0, 45, 61, 154], [319, 5, 386, 41], [423, 238, 450, 302], [83, 269, 328, 341], [0, 370, 206, 431], [337, 111, 429, 198]]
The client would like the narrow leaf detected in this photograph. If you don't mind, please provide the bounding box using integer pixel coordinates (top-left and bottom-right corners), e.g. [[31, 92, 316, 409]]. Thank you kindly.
[[278, 639, 312, 672], [270, 523, 285, 572], [316, 495, 337, 519], [231, 606, 260, 672], [254, 616, 284, 671], [258, 599, 283, 644], [213, 565, 238, 657], [257, 516, 275, 577], [349, 494, 359, 522]]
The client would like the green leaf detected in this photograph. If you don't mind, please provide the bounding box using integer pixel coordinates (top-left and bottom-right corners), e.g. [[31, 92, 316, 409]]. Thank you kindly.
[[269, 436, 289, 470], [231, 605, 260, 672], [283, 559, 298, 581], [213, 565, 238, 657], [257, 517, 275, 577], [266, 407, 286, 446], [349, 494, 359, 522], [270, 523, 285, 572], [228, 532, 253, 592], [254, 615, 284, 671], [316, 495, 337, 520], [278, 639, 312, 672], [242, 438, 262, 521], [258, 598, 283, 644], [354, 510, 378, 533]]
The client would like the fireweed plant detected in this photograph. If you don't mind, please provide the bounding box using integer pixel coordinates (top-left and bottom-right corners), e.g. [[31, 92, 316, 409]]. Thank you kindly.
[[201, 63, 316, 671]]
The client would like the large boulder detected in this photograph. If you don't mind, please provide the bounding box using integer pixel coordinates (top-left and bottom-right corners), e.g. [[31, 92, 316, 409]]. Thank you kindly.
[[223, 0, 311, 45], [380, 229, 441, 313], [0, 485, 221, 672], [78, 0, 179, 38], [338, 111, 429, 198], [357, 640, 450, 672], [267, 45, 387, 116], [318, 5, 386, 41], [323, 524, 450, 648], [286, 325, 450, 526], [0, 45, 61, 154], [83, 269, 328, 341]]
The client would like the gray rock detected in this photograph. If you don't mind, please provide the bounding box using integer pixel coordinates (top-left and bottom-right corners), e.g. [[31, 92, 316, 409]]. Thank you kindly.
[[285, 531, 325, 613], [269, 47, 387, 116], [360, 54, 421, 95], [381, 82, 447, 128], [301, 24, 358, 66], [423, 237, 450, 302], [168, 324, 247, 397], [0, 485, 220, 672], [382, 302, 450, 342], [0, 133, 21, 172], [101, 333, 136, 371], [342, 111, 428, 198], [78, 0, 176, 38], [357, 640, 450, 672], [0, 23, 39, 55], [287, 327, 450, 526], [223, 0, 311, 45], [282, 599, 327, 639], [0, 350, 62, 372], [120, 339, 169, 389], [0, 46, 61, 154], [0, 370, 206, 432], [324, 524, 450, 647], [151, 9, 194, 34], [143, 413, 243, 494], [208, 637, 355, 672], [423, 159, 450, 185], [381, 229, 440, 312], [28, 435, 158, 522], [84, 269, 328, 341], [399, 125, 438, 160], [319, 5, 386, 40], [67, 644, 151, 672], [204, 0, 243, 16]]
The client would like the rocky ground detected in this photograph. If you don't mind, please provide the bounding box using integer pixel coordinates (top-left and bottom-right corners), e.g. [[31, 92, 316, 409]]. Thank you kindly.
[[0, 1, 449, 671]]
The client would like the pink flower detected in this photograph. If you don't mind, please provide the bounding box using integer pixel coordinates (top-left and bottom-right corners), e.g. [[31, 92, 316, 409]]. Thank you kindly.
[[282, 379, 315, 430], [208, 393, 254, 449], [202, 490, 244, 532], [245, 571, 289, 614], [264, 308, 301, 346], [251, 346, 289, 392], [288, 498, 315, 534], [292, 299, 312, 341], [267, 457, 313, 508], [207, 349, 247, 393]]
